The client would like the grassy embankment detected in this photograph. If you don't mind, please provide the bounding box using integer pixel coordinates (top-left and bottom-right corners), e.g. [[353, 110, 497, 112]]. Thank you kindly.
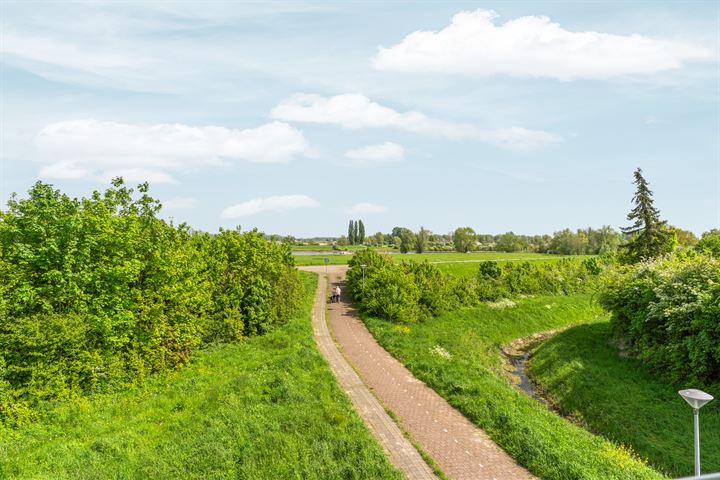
[[361, 294, 664, 479], [293, 250, 572, 266], [531, 321, 720, 477], [0, 272, 401, 480]]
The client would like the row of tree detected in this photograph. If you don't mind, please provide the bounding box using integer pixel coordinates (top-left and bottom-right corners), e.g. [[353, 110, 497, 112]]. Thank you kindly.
[[332, 170, 701, 260], [347, 219, 366, 245]]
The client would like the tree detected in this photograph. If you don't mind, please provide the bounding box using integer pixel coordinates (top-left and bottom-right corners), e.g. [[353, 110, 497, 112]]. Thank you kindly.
[[399, 230, 416, 253], [695, 229, 720, 256], [588, 226, 622, 254], [354, 220, 359, 245], [495, 232, 527, 252], [621, 168, 675, 262], [348, 220, 355, 245], [671, 226, 698, 247], [453, 227, 476, 253], [415, 227, 430, 253], [358, 220, 366, 244]]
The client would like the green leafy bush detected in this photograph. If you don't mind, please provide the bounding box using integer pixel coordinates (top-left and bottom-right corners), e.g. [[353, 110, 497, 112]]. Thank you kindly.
[[0, 180, 302, 425], [475, 258, 605, 300], [347, 250, 600, 323], [599, 253, 720, 385]]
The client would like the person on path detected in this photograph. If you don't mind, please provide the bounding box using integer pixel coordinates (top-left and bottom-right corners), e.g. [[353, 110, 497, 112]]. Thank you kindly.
[[335, 285, 341, 302]]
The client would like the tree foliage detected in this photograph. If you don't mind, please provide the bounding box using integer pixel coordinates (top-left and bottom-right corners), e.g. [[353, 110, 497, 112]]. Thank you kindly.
[[346, 249, 604, 324], [621, 168, 675, 262], [0, 180, 302, 426], [453, 227, 476, 253], [358, 220, 365, 244], [599, 253, 720, 385], [696, 230, 720, 257]]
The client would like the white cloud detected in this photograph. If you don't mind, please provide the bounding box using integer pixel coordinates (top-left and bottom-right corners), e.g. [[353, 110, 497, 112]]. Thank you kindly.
[[349, 202, 388, 214], [271, 93, 560, 151], [163, 197, 197, 209], [221, 195, 319, 218], [34, 119, 309, 183], [1, 30, 144, 76], [373, 9, 714, 80], [345, 142, 405, 165]]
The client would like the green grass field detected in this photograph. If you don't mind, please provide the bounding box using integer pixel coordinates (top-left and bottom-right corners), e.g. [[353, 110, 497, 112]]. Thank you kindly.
[[530, 321, 720, 477], [0, 272, 401, 480], [361, 295, 664, 480], [293, 250, 570, 267]]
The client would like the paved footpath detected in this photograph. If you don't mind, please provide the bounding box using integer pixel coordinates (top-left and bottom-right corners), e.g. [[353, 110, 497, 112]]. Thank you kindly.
[[301, 266, 437, 479], [302, 265, 535, 480]]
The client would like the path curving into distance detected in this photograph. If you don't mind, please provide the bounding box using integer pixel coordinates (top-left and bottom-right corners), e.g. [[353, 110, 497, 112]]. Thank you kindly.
[[300, 266, 437, 480], [301, 266, 535, 480]]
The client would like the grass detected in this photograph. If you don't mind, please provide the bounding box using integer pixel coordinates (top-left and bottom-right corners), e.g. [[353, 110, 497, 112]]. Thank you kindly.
[[293, 250, 572, 267], [434, 255, 593, 277], [0, 272, 401, 480], [530, 321, 720, 478], [361, 295, 665, 480]]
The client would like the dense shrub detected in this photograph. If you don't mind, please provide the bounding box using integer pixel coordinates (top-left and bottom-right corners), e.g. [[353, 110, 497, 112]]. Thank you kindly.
[[599, 253, 720, 385], [0, 180, 302, 425], [475, 258, 606, 301], [696, 229, 720, 257], [347, 249, 601, 323]]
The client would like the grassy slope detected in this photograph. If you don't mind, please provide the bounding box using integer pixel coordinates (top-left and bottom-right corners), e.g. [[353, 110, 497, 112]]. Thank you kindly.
[[531, 321, 720, 477], [293, 251, 569, 266], [0, 272, 401, 480], [362, 295, 664, 480]]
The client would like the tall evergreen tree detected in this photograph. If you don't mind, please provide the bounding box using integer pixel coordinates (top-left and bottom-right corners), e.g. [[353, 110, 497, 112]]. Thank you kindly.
[[353, 220, 359, 245], [348, 220, 355, 245], [358, 220, 365, 244], [621, 168, 674, 262]]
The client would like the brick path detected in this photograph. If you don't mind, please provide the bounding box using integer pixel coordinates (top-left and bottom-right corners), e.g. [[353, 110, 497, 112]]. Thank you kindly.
[[301, 266, 437, 479], [303, 265, 536, 480]]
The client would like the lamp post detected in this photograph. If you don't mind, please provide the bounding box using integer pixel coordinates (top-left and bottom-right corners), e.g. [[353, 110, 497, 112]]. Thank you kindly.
[[679, 388, 714, 476], [360, 264, 367, 293]]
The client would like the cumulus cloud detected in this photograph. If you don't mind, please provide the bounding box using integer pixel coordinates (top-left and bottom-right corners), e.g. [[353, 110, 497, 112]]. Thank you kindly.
[[373, 9, 713, 80], [221, 195, 319, 218], [34, 119, 309, 183], [345, 142, 405, 165], [271, 93, 560, 151], [349, 202, 388, 214]]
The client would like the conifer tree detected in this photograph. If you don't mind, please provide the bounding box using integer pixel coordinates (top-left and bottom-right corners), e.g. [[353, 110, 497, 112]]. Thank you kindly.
[[353, 220, 359, 245], [621, 168, 674, 262], [358, 220, 365, 244]]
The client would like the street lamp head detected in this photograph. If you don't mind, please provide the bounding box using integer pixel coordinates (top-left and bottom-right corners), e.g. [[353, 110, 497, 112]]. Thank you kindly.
[[360, 264, 367, 271], [679, 389, 714, 410]]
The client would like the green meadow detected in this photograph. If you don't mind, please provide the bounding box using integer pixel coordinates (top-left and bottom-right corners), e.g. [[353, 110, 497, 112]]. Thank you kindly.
[[292, 250, 568, 266]]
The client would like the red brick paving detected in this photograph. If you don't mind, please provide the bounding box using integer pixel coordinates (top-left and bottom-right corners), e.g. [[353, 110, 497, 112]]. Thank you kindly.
[[301, 267, 437, 479], [304, 265, 537, 480]]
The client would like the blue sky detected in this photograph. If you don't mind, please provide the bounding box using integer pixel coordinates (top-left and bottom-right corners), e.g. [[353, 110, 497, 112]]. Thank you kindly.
[[1, 1, 718, 237]]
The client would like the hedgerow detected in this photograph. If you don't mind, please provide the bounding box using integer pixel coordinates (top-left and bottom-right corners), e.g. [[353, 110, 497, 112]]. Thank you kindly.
[[347, 249, 604, 323], [599, 252, 720, 385], [0, 180, 302, 426]]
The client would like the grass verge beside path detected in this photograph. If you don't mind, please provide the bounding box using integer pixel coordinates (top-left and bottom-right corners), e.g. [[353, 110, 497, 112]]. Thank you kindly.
[[0, 272, 401, 480], [362, 294, 665, 480], [531, 321, 720, 477]]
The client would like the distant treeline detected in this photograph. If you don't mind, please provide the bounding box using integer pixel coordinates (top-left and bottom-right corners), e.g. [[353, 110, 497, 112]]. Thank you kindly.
[[0, 180, 303, 426], [283, 224, 699, 256]]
